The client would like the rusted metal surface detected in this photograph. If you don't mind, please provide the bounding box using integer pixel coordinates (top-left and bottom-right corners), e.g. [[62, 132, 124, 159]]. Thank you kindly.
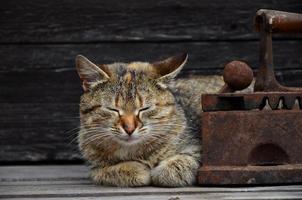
[[199, 165, 302, 185], [202, 92, 302, 111], [219, 61, 253, 93], [254, 9, 302, 33], [199, 110, 302, 185], [198, 9, 302, 185], [254, 9, 302, 92], [202, 110, 302, 166]]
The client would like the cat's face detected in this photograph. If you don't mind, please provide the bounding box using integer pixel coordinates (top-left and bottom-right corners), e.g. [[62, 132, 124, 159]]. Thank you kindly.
[[76, 54, 187, 147]]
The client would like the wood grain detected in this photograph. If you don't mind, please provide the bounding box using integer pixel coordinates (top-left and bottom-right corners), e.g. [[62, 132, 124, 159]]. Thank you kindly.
[[1, 0, 301, 43], [1, 165, 302, 200], [7, 194, 302, 200], [1, 41, 302, 72], [0, 103, 81, 162]]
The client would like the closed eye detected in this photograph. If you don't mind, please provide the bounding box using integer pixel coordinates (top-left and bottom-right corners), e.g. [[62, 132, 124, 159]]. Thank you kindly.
[[138, 106, 151, 115], [106, 107, 120, 115], [81, 105, 101, 114], [139, 106, 151, 112]]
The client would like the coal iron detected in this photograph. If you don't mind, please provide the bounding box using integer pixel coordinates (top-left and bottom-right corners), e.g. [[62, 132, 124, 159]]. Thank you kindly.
[[198, 9, 302, 185]]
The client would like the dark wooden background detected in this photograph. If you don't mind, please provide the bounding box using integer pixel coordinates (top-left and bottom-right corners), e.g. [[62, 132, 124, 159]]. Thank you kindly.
[[1, 0, 302, 164]]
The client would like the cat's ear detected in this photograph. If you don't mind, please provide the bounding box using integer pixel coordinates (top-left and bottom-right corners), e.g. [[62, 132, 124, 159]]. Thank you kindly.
[[152, 53, 188, 88], [75, 55, 110, 92]]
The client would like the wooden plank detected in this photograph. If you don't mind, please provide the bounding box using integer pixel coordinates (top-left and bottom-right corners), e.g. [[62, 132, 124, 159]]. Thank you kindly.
[[0, 180, 92, 186], [0, 145, 81, 163], [0, 168, 302, 199], [1, 183, 302, 195], [2, 191, 302, 200], [1, 41, 302, 72], [0, 0, 301, 43], [0, 103, 82, 162], [2, 165, 302, 191], [0, 165, 89, 182], [0, 71, 82, 103], [3, 193, 302, 200], [1, 166, 302, 199], [0, 106, 79, 142]]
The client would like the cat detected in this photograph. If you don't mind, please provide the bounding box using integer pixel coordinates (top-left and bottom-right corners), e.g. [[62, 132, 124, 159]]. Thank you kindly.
[[75, 53, 224, 187]]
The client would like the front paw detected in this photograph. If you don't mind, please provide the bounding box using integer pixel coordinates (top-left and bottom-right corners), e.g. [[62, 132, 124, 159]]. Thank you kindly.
[[91, 161, 151, 187], [151, 155, 199, 187]]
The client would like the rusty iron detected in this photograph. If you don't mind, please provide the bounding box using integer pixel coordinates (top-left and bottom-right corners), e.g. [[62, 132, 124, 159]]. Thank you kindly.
[[254, 9, 302, 92], [219, 60, 254, 93], [198, 9, 302, 185]]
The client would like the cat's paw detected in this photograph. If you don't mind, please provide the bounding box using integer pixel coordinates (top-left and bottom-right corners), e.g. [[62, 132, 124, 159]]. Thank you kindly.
[[151, 155, 199, 187], [91, 161, 151, 187]]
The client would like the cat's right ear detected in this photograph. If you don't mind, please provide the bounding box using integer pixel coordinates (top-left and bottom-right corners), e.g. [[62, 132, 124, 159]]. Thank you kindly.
[[75, 55, 110, 92], [152, 53, 188, 89]]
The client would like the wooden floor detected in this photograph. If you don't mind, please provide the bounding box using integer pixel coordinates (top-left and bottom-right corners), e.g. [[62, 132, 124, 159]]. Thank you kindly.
[[1, 165, 302, 200]]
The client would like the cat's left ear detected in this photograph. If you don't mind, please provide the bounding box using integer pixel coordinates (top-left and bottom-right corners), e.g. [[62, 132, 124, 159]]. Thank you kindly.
[[75, 55, 110, 92], [152, 53, 188, 87]]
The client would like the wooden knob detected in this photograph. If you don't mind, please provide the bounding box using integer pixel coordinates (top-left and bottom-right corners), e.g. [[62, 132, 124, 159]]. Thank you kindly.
[[219, 61, 253, 93]]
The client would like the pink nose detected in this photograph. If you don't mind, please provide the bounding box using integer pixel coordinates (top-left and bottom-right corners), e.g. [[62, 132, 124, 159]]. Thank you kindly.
[[120, 114, 137, 136], [122, 123, 135, 136]]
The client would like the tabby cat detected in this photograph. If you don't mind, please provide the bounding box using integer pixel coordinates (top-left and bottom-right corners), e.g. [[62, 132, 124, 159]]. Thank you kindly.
[[76, 54, 224, 187]]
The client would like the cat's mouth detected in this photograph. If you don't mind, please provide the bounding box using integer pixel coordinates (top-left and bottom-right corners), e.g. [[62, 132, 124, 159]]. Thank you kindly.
[[117, 135, 140, 144]]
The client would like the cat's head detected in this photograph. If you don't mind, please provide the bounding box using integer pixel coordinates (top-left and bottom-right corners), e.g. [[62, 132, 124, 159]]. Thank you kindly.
[[76, 54, 187, 147]]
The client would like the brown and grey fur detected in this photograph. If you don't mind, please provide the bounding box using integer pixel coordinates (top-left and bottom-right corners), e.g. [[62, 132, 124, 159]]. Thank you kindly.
[[75, 54, 224, 187]]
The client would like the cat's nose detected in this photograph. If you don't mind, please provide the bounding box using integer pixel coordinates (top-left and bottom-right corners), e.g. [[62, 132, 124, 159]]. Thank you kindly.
[[120, 114, 137, 136], [122, 123, 136, 136]]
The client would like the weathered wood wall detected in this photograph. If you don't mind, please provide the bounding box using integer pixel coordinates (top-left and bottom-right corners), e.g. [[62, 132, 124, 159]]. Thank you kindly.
[[1, 0, 302, 163]]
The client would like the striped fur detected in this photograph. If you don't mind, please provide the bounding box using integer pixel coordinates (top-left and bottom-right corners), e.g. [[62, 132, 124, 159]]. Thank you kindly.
[[76, 55, 224, 187]]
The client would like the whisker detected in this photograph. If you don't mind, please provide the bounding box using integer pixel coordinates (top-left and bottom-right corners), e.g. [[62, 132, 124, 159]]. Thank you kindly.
[[81, 134, 112, 147]]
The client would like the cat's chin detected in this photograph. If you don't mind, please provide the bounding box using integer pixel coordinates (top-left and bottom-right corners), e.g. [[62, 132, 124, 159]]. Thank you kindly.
[[115, 135, 141, 145]]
